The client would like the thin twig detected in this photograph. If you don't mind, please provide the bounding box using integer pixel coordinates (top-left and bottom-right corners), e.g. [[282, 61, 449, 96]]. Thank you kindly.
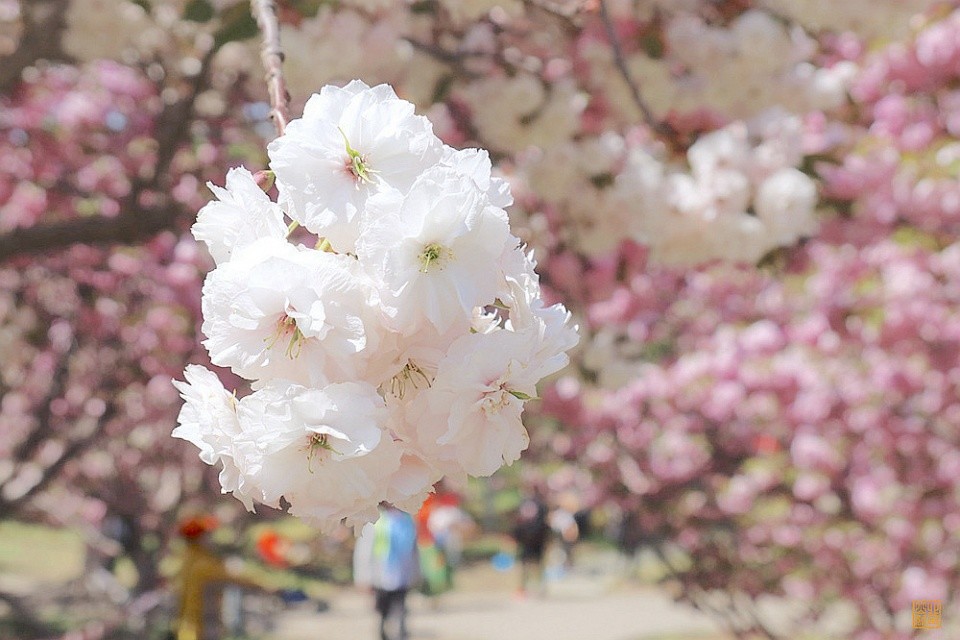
[[403, 37, 485, 76], [597, 0, 673, 138], [251, 0, 291, 136]]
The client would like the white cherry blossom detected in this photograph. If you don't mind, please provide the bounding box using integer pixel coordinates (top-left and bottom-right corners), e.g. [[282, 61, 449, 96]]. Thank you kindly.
[[176, 80, 579, 534], [172, 365, 258, 510], [235, 380, 398, 533], [439, 146, 513, 208], [398, 329, 541, 477], [268, 80, 442, 252], [201, 238, 387, 386], [191, 166, 287, 265], [357, 167, 512, 336]]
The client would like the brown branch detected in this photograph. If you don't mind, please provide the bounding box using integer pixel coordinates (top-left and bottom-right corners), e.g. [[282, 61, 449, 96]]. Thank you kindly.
[[651, 541, 781, 640], [597, 0, 674, 139], [0, 0, 70, 93], [405, 38, 482, 67], [251, 0, 290, 136], [0, 205, 183, 262]]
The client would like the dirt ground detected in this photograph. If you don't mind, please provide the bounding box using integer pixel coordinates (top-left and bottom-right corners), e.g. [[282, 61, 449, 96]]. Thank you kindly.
[[270, 557, 729, 640]]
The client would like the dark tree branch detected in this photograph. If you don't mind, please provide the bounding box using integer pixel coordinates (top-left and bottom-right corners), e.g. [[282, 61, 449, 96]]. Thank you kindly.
[[149, 53, 215, 186], [403, 37, 484, 76], [597, 0, 675, 139], [0, 204, 184, 262], [0, 0, 70, 92], [651, 541, 781, 640], [251, 0, 290, 136]]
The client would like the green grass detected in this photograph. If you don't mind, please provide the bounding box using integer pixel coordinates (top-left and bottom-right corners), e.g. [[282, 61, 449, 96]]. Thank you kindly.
[[0, 520, 85, 583]]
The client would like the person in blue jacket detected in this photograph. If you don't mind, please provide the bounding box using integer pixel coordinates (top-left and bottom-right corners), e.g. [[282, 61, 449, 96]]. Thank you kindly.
[[354, 504, 421, 640]]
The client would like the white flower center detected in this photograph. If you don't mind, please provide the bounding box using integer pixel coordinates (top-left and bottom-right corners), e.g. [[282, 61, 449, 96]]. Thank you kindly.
[[479, 365, 534, 416], [480, 386, 514, 416], [265, 313, 306, 359], [387, 360, 432, 399], [303, 432, 337, 473], [418, 242, 453, 273], [338, 127, 375, 185]]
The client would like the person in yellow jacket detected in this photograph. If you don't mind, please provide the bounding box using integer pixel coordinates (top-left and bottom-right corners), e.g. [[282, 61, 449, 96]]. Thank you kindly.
[[173, 515, 271, 640]]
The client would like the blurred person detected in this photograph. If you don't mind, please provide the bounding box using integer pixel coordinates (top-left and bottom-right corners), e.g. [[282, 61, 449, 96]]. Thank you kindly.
[[81, 516, 132, 605], [415, 492, 452, 599], [427, 499, 475, 572], [172, 514, 272, 640], [354, 505, 421, 640], [548, 492, 582, 571], [511, 487, 549, 598], [253, 528, 312, 609], [615, 509, 644, 577], [255, 528, 291, 569], [417, 484, 475, 590], [101, 514, 134, 574]]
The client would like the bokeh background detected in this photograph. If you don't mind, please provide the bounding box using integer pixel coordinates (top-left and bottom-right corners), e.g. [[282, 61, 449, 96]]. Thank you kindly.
[[2, 1, 959, 638]]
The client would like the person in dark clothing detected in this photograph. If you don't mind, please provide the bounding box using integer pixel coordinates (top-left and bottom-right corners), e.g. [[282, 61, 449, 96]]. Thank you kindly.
[[512, 492, 550, 597]]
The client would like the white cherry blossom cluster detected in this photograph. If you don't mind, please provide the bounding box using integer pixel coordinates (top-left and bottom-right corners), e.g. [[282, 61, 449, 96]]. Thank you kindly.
[[756, 0, 940, 41], [583, 9, 857, 123], [663, 10, 858, 117], [173, 81, 578, 533], [515, 109, 818, 264], [627, 110, 819, 265]]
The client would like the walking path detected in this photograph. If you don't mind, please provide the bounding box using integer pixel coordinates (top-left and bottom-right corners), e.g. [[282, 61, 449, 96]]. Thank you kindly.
[[272, 561, 729, 640]]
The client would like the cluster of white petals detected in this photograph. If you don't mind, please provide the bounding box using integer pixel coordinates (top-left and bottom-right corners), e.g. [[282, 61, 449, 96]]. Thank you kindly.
[[174, 81, 578, 533], [627, 110, 819, 265], [516, 110, 818, 264], [583, 9, 857, 124], [756, 0, 940, 41]]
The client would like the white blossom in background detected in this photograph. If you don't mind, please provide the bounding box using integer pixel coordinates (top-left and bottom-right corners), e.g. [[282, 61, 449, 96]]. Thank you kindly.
[[756, 0, 940, 41], [438, 0, 523, 25], [459, 74, 586, 153], [278, 7, 410, 106], [515, 108, 819, 264], [175, 80, 578, 533], [63, 0, 152, 61], [625, 111, 819, 265], [580, 8, 856, 125], [660, 10, 857, 117]]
